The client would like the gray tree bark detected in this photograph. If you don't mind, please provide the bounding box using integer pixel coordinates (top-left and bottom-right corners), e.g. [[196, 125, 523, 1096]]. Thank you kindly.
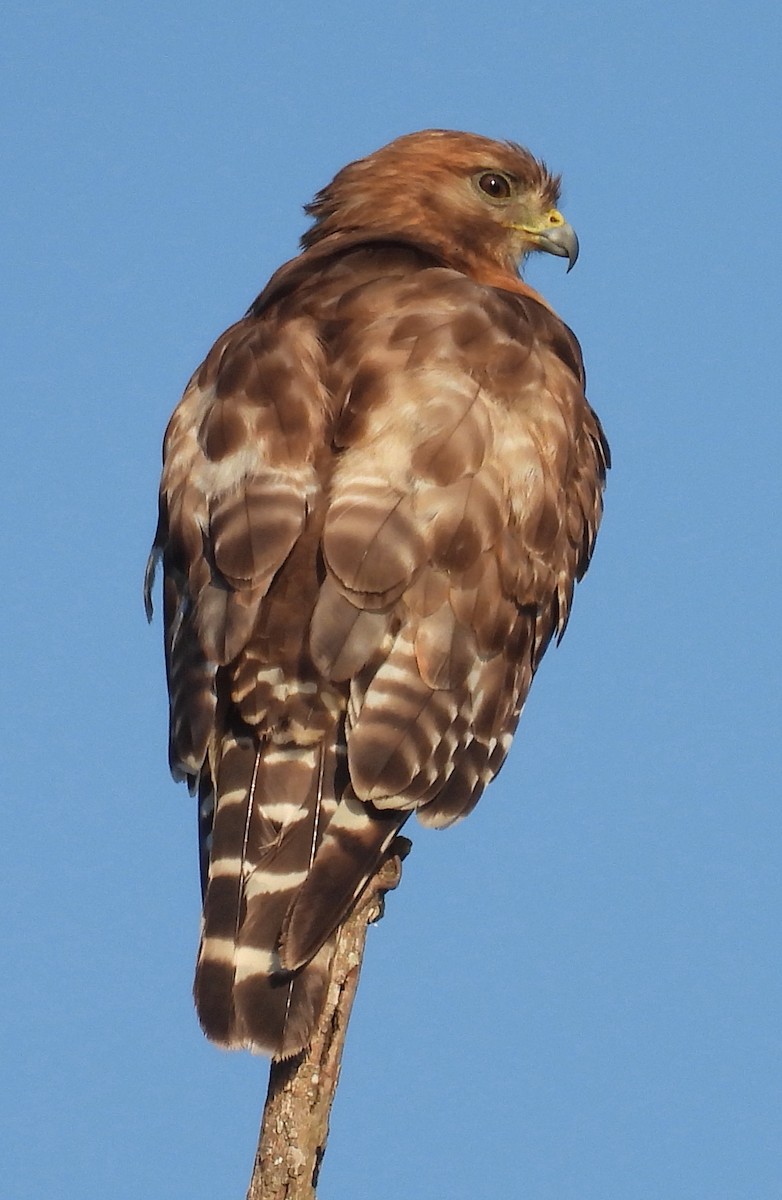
[[246, 838, 411, 1200]]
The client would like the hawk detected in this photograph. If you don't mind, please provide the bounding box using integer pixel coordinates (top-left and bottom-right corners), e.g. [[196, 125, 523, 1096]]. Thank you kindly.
[[146, 130, 609, 1059]]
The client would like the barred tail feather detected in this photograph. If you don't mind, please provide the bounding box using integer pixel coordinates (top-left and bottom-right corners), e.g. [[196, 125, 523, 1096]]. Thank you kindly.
[[279, 793, 408, 973], [194, 733, 338, 1058]]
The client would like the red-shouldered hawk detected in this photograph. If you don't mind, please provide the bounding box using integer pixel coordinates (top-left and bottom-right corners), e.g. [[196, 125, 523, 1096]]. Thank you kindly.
[[146, 130, 609, 1058]]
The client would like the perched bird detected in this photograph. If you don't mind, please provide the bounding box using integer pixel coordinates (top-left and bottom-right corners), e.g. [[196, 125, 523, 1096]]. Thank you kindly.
[[146, 130, 609, 1059]]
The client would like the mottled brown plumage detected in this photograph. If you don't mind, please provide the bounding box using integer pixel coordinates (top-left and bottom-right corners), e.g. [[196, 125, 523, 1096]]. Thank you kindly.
[[147, 129, 609, 1058]]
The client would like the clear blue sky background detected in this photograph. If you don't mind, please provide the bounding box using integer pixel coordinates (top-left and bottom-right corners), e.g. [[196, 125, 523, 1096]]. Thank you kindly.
[[3, 2, 780, 1197]]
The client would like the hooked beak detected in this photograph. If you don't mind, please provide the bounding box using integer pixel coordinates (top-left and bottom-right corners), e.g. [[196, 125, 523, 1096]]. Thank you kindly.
[[536, 220, 579, 272], [513, 209, 580, 272]]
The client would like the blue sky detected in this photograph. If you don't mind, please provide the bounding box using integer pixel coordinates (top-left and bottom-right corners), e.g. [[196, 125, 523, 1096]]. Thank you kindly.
[[2, 2, 780, 1197]]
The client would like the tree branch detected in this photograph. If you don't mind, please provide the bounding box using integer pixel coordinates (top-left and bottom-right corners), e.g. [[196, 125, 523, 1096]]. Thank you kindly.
[[246, 837, 411, 1200]]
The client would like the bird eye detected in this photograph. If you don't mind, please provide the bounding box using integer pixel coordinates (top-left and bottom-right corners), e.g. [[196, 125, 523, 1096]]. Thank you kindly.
[[477, 172, 512, 200]]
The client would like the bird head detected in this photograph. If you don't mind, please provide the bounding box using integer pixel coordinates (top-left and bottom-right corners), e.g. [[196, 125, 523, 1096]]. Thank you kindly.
[[301, 129, 578, 281]]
